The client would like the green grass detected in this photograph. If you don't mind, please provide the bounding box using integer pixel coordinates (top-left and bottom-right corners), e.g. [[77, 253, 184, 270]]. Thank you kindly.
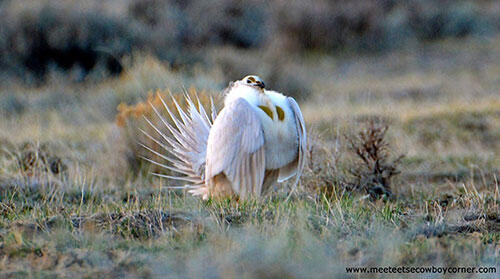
[[0, 180, 498, 278]]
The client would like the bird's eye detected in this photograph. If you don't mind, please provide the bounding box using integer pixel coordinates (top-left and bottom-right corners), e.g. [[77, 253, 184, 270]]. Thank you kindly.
[[246, 80, 251, 83]]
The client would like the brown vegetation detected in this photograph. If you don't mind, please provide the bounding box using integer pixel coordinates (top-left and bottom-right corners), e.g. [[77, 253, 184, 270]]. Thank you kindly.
[[346, 120, 404, 198]]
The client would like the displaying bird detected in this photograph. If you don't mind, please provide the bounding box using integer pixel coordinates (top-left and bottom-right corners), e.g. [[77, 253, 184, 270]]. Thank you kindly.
[[141, 75, 306, 199]]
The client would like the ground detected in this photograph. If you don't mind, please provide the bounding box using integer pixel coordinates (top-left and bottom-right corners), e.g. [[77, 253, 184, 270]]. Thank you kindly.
[[0, 36, 500, 278]]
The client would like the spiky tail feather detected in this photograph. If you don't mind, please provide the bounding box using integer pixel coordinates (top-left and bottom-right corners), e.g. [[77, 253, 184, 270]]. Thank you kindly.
[[140, 92, 218, 197]]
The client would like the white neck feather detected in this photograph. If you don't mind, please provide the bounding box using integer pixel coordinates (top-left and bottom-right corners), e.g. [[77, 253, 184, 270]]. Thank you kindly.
[[224, 83, 263, 107]]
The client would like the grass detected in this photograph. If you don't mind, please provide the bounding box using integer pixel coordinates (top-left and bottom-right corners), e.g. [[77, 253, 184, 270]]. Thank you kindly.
[[1, 36, 500, 278], [0, 180, 498, 278]]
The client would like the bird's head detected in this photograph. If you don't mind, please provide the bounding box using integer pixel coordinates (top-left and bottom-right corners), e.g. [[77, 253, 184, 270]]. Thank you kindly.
[[239, 75, 265, 91]]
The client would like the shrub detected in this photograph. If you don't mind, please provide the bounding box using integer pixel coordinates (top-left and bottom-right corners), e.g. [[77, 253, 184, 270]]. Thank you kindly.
[[0, 1, 137, 83], [271, 0, 393, 52], [345, 120, 404, 198], [272, 0, 496, 52]]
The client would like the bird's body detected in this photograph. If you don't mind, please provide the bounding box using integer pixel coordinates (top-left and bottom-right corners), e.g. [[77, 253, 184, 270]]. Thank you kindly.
[[224, 85, 298, 170], [143, 75, 306, 199]]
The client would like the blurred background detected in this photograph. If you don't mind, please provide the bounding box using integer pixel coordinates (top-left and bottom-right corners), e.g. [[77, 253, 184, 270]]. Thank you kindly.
[[1, 0, 498, 89]]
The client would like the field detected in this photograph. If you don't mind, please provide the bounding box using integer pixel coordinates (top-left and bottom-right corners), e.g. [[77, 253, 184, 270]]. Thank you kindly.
[[0, 35, 498, 278], [1, 1, 500, 278]]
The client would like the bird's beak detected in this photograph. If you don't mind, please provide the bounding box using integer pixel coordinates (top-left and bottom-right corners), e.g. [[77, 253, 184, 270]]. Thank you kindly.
[[256, 81, 265, 89]]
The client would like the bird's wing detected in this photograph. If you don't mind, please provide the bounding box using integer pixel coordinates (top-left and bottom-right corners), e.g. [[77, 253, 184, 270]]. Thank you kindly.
[[205, 98, 266, 198], [141, 93, 215, 188], [278, 97, 307, 186]]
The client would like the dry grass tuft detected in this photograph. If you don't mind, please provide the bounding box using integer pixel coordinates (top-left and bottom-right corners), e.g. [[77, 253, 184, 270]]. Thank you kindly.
[[346, 120, 404, 198], [18, 142, 67, 177]]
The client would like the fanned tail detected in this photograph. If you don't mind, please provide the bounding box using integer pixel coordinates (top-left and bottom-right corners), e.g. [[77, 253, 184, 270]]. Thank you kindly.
[[140, 92, 218, 197]]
